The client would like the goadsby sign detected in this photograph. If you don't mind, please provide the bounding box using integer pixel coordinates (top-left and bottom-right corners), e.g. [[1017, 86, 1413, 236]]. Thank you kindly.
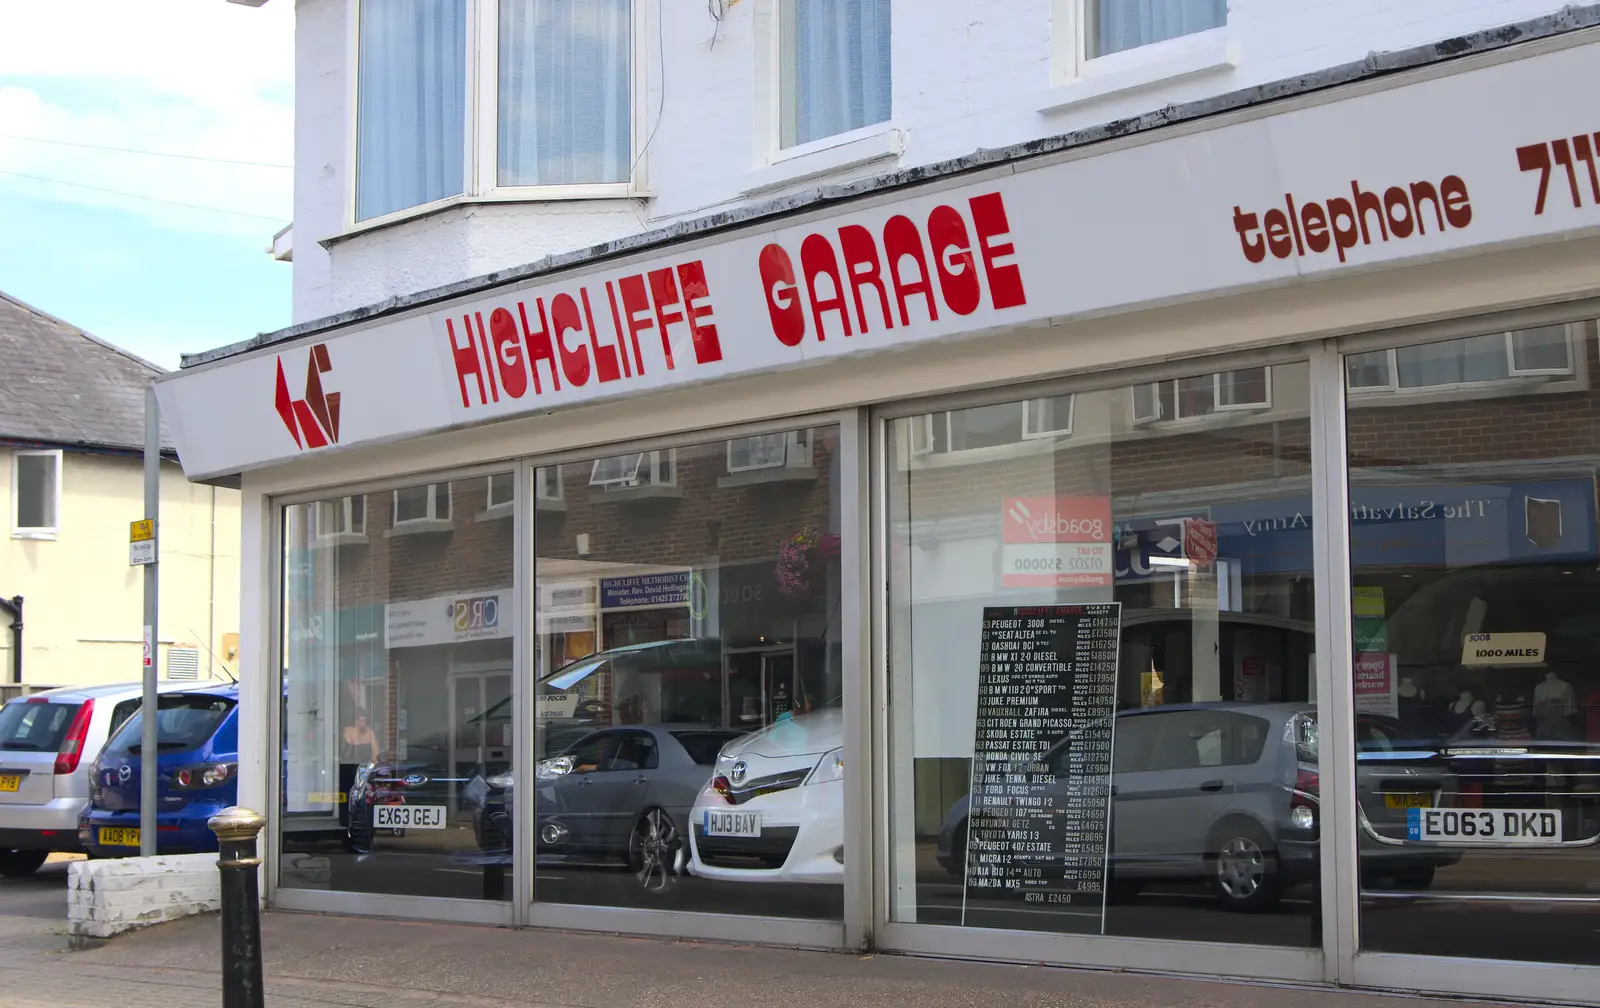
[[156, 40, 1600, 480]]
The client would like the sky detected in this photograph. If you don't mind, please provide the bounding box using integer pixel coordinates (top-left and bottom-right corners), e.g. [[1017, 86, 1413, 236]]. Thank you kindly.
[[0, 0, 294, 370]]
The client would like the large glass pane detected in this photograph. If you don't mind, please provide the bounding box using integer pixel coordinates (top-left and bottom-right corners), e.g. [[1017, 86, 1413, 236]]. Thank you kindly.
[[888, 362, 1318, 946], [781, 0, 891, 148], [1345, 324, 1600, 966], [498, 0, 631, 186], [530, 426, 844, 918], [279, 475, 517, 900], [355, 0, 467, 220]]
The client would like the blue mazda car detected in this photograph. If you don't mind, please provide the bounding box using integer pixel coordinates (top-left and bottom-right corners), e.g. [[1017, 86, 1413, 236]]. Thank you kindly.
[[80, 684, 239, 857]]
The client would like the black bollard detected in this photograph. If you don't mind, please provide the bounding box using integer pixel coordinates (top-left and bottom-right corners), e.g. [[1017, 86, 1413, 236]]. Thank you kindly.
[[208, 806, 267, 1008]]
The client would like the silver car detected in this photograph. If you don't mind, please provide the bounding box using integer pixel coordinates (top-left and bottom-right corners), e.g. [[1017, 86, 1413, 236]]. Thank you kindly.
[[0, 681, 192, 875]]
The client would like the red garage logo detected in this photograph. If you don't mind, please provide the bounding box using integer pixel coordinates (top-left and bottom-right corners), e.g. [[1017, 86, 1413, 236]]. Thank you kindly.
[[274, 343, 340, 449]]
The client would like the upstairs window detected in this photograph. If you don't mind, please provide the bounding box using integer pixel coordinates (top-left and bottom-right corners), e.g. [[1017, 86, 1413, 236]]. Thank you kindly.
[[590, 450, 676, 489], [355, 0, 468, 221], [782, 0, 892, 148], [12, 450, 60, 538], [311, 496, 366, 539], [354, 0, 636, 224], [499, 0, 632, 187], [1087, 0, 1227, 59], [728, 430, 814, 472], [912, 397, 1075, 455]]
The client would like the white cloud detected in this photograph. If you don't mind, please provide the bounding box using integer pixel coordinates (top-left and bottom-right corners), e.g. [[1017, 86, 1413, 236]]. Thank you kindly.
[[0, 0, 294, 238]]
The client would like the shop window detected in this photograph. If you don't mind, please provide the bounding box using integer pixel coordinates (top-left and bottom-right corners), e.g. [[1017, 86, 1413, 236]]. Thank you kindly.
[[310, 496, 366, 543], [589, 449, 675, 490], [1345, 326, 1575, 391], [1131, 367, 1271, 424], [392, 482, 453, 528], [279, 474, 516, 903], [533, 426, 844, 919], [888, 360, 1318, 944], [1086, 0, 1227, 59], [12, 449, 60, 538], [727, 430, 813, 473], [1345, 324, 1600, 967], [780, 0, 892, 149]]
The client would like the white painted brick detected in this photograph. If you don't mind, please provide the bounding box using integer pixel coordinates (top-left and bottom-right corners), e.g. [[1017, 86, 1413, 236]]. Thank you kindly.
[[66, 853, 223, 941], [290, 0, 1575, 325]]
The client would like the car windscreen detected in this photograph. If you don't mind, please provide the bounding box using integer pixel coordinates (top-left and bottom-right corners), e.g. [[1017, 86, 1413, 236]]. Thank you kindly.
[[0, 701, 80, 751], [670, 730, 746, 765], [105, 694, 235, 757]]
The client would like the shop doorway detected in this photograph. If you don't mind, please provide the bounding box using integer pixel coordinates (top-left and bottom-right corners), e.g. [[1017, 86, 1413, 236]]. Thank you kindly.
[[449, 669, 512, 808], [724, 645, 799, 729]]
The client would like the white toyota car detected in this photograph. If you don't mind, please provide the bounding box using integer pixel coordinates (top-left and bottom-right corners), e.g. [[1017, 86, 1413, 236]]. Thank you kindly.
[[688, 707, 843, 884]]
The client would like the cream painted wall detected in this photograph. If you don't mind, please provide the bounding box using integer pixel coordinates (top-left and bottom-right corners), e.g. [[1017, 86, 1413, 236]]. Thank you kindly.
[[0, 451, 240, 688]]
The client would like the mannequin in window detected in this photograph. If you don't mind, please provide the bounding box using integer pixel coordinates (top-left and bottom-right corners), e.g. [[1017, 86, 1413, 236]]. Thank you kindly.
[[1493, 691, 1532, 741], [1533, 670, 1577, 740]]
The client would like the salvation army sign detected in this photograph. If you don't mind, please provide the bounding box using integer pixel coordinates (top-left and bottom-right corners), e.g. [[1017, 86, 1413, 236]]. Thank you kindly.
[[157, 40, 1600, 480]]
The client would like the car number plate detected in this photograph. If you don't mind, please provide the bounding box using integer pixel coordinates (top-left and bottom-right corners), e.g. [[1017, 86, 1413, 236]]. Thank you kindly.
[[373, 805, 446, 829], [1385, 792, 1433, 809], [99, 827, 140, 847], [703, 810, 761, 837], [1409, 808, 1563, 845], [0, 773, 21, 793]]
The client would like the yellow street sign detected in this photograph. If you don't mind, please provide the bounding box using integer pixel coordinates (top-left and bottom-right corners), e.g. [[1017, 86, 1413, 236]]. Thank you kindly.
[[130, 519, 154, 543]]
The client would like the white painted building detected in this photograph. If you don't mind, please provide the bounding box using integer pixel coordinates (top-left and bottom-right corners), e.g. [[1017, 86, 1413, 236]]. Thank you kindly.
[[175, 1, 1600, 1002]]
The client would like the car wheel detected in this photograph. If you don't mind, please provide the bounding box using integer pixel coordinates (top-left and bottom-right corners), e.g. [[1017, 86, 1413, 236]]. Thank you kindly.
[[629, 808, 685, 894], [0, 849, 49, 877], [1210, 824, 1283, 912]]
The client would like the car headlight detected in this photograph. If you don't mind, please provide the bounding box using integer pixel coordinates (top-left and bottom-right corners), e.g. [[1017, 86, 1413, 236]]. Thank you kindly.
[[486, 772, 514, 790], [536, 756, 573, 780], [805, 747, 844, 785]]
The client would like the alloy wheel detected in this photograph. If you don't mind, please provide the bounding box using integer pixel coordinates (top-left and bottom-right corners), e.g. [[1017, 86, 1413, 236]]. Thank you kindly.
[[632, 808, 683, 893]]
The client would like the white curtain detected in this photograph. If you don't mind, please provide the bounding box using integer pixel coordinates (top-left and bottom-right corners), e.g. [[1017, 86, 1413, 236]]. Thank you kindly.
[[788, 0, 891, 148], [499, 0, 632, 187], [355, 0, 467, 221], [1092, 0, 1226, 58]]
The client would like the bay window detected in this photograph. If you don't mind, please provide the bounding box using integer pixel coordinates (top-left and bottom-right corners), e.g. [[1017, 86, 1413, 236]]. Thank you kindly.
[[354, 0, 636, 224]]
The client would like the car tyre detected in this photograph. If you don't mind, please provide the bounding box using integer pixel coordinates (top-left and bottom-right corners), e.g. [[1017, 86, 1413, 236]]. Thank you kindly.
[[0, 849, 49, 877], [629, 807, 686, 894], [1210, 823, 1283, 913]]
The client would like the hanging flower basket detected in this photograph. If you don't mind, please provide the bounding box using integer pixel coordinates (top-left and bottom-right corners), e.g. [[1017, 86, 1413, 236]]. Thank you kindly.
[[775, 527, 840, 597]]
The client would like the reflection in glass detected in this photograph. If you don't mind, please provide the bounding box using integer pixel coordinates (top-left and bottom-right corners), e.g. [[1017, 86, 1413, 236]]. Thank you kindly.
[[522, 427, 845, 918], [279, 475, 516, 901], [888, 362, 1318, 946], [1346, 323, 1600, 966]]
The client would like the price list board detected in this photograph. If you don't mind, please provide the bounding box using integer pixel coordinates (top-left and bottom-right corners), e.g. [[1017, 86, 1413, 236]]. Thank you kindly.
[[960, 603, 1121, 934]]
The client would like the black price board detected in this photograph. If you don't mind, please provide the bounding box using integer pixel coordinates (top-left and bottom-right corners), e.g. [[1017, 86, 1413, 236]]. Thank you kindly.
[[960, 603, 1121, 934]]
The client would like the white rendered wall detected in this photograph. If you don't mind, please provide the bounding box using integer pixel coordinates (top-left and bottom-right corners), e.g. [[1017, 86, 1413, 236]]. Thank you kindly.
[[291, 0, 1572, 323]]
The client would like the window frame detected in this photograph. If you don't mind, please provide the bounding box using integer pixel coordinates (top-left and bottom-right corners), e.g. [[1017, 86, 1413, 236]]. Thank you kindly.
[[392, 482, 454, 527], [311, 495, 367, 541], [1130, 369, 1272, 425], [11, 448, 62, 539], [345, 0, 651, 231]]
